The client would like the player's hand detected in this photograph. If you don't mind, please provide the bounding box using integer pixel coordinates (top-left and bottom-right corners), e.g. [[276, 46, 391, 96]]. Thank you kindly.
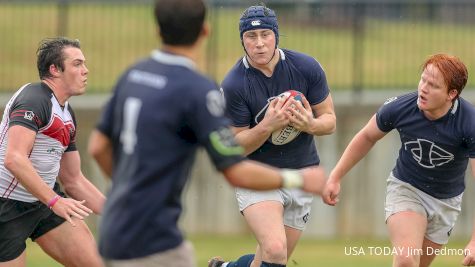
[[462, 241, 475, 266], [285, 96, 314, 132], [301, 166, 327, 195], [322, 174, 341, 206], [51, 197, 92, 227], [261, 97, 291, 133]]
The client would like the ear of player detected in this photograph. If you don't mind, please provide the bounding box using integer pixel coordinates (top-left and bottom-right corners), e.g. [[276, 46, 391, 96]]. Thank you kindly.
[[271, 90, 304, 145]]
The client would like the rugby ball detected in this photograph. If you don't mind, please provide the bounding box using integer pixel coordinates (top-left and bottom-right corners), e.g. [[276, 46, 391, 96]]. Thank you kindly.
[[271, 90, 303, 145]]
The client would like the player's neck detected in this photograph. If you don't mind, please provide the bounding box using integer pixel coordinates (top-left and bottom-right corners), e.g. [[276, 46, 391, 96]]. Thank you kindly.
[[42, 79, 68, 106], [422, 101, 454, 120], [247, 49, 280, 77], [161, 44, 197, 63]]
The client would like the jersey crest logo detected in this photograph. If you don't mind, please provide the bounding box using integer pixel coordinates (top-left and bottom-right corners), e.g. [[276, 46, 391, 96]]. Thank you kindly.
[[23, 111, 35, 120], [404, 138, 454, 168]]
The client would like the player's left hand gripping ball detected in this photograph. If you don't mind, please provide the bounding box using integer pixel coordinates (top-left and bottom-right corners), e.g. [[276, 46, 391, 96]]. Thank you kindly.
[[271, 90, 303, 145]]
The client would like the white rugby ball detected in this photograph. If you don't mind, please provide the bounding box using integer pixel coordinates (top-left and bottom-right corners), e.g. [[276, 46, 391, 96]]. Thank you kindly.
[[271, 90, 303, 145]]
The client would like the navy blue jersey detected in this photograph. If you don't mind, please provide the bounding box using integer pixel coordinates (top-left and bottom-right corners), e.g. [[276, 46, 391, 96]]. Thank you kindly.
[[97, 50, 244, 259], [376, 92, 475, 198], [222, 49, 329, 168]]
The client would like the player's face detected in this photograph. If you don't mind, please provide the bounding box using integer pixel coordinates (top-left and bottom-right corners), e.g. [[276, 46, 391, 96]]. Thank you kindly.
[[60, 47, 89, 96], [242, 29, 276, 65], [417, 64, 453, 119]]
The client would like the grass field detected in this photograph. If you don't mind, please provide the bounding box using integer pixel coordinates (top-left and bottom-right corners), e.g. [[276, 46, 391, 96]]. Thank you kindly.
[[26, 234, 470, 267], [1, 3, 475, 92]]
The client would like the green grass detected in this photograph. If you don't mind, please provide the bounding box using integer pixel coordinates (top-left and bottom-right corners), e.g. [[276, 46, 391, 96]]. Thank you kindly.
[[26, 234, 470, 267], [1, 4, 475, 92]]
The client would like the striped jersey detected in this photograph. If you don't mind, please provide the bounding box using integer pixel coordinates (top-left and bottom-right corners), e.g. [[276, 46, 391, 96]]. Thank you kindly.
[[0, 82, 77, 202]]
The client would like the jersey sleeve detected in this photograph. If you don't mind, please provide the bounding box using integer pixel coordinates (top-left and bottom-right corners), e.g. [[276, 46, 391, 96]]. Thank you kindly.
[[96, 97, 115, 137], [462, 101, 475, 158], [221, 68, 252, 127], [305, 59, 330, 106], [467, 139, 475, 158], [96, 74, 125, 138], [8, 85, 50, 132], [188, 82, 244, 171], [375, 96, 399, 132], [65, 105, 78, 152]]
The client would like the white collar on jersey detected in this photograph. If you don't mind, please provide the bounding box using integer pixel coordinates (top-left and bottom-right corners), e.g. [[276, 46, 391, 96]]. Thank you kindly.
[[451, 98, 459, 115], [242, 48, 285, 69], [151, 50, 196, 70]]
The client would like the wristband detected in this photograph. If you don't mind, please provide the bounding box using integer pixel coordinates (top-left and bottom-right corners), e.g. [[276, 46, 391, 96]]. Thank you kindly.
[[47, 195, 61, 209], [281, 169, 304, 189]]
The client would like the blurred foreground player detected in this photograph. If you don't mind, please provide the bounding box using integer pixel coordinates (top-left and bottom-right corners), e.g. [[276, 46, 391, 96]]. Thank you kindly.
[[88, 1, 327, 267]]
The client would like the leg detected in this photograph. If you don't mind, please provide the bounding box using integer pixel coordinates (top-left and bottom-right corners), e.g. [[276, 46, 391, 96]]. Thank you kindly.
[[419, 238, 442, 267], [208, 190, 287, 267], [35, 218, 103, 267], [387, 211, 427, 267], [243, 200, 287, 267], [106, 241, 195, 267], [284, 226, 302, 258], [0, 251, 26, 267]]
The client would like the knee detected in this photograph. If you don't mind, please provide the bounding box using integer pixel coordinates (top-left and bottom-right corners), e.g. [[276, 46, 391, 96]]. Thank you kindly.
[[64, 250, 104, 267], [393, 254, 419, 267], [260, 239, 287, 262]]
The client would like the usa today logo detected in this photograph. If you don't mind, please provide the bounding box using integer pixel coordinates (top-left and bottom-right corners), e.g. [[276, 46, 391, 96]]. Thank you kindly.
[[344, 246, 470, 257]]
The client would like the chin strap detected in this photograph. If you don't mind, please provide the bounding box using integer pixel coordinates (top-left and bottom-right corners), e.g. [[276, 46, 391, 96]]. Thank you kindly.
[[243, 46, 277, 67]]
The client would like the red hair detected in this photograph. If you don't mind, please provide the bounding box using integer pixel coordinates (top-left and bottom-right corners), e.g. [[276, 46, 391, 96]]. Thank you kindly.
[[422, 54, 468, 97]]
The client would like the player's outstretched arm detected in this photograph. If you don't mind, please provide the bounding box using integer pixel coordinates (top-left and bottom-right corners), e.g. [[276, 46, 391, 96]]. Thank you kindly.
[[322, 115, 386, 205], [88, 129, 113, 178], [462, 159, 475, 266], [4, 125, 58, 205], [463, 239, 475, 266], [5, 125, 94, 226], [58, 151, 106, 214], [222, 160, 326, 195]]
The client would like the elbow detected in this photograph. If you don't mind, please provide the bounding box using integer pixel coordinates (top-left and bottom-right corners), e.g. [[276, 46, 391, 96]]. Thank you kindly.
[[4, 152, 22, 173], [87, 144, 102, 162], [87, 130, 110, 162], [328, 116, 337, 134], [222, 168, 240, 187], [58, 175, 80, 193], [327, 123, 336, 135], [320, 120, 337, 136], [222, 164, 246, 188]]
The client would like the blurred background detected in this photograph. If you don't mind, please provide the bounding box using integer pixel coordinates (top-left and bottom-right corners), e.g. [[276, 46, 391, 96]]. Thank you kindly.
[[1, 0, 475, 265]]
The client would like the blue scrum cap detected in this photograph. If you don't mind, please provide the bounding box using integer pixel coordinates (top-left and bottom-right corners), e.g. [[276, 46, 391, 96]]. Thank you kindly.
[[239, 5, 279, 46]]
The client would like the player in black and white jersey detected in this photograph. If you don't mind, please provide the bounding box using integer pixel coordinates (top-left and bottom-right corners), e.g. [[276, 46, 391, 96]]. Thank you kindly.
[[0, 37, 105, 267], [323, 54, 475, 267], [88, 1, 327, 267]]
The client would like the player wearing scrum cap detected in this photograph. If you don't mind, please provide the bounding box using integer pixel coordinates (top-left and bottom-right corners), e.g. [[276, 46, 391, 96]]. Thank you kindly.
[[88, 1, 328, 267], [210, 4, 336, 267]]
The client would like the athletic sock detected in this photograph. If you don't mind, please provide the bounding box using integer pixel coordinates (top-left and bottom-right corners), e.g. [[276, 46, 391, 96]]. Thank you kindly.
[[260, 262, 286, 267], [225, 254, 255, 267]]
